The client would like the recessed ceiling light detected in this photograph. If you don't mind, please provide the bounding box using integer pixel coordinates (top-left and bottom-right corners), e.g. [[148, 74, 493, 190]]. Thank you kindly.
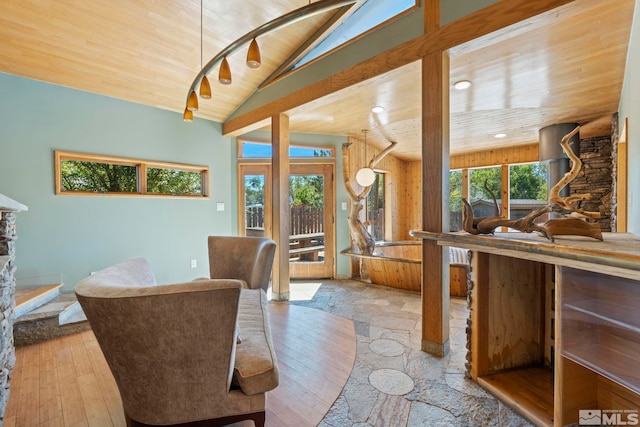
[[453, 80, 472, 90], [494, 133, 507, 138], [371, 106, 385, 113]]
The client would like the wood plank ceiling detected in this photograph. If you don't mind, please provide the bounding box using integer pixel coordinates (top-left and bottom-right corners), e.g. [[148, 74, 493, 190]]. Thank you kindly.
[[0, 0, 634, 161]]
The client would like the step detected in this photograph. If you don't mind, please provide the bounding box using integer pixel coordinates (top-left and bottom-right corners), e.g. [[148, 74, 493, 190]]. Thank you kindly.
[[14, 284, 63, 319], [13, 293, 90, 347]]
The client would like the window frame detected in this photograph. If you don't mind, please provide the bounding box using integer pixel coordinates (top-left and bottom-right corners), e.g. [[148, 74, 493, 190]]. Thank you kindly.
[[237, 138, 336, 161], [54, 150, 209, 198]]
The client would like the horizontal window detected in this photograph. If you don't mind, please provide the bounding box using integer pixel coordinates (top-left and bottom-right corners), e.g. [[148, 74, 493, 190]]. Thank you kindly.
[[55, 151, 209, 198], [239, 140, 334, 159]]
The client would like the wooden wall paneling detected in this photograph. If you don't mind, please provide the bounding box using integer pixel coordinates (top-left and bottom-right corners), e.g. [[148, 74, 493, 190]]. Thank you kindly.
[[450, 144, 539, 170], [421, 50, 450, 356], [470, 251, 490, 380], [402, 161, 422, 240], [487, 255, 545, 372], [271, 114, 290, 300], [617, 117, 628, 232]]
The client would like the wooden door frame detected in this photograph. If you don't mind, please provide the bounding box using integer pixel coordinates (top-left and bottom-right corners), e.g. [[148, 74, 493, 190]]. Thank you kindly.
[[238, 161, 336, 279], [237, 163, 272, 238]]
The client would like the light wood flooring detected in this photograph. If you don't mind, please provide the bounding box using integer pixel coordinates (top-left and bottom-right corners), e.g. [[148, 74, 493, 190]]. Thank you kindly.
[[4, 303, 357, 427]]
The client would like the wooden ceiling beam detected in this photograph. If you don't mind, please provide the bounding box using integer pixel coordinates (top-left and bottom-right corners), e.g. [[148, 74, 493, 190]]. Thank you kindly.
[[222, 0, 576, 136]]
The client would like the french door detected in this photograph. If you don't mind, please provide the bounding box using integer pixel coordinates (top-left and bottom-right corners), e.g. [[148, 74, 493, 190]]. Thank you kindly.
[[238, 163, 335, 279]]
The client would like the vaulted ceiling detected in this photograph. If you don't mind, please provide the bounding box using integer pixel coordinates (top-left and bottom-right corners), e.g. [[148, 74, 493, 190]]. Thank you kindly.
[[0, 0, 634, 161]]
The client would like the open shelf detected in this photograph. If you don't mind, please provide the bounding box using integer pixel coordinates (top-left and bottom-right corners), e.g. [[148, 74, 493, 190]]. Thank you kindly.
[[564, 300, 640, 334], [478, 366, 554, 427], [564, 342, 640, 394]]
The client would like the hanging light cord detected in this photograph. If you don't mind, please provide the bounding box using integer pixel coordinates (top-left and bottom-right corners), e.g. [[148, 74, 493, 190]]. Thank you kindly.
[[200, 0, 203, 69]]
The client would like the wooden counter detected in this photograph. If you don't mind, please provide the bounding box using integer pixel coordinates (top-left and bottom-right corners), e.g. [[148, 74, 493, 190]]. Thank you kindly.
[[410, 231, 640, 427]]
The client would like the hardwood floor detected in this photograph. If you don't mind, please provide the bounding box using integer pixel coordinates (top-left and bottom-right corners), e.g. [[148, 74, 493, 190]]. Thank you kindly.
[[4, 303, 356, 427]]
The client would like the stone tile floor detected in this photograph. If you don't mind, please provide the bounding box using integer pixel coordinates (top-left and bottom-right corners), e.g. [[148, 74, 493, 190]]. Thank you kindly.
[[284, 279, 534, 427]]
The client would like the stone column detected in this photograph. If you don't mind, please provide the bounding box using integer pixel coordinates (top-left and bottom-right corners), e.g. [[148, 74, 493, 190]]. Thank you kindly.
[[0, 194, 28, 422]]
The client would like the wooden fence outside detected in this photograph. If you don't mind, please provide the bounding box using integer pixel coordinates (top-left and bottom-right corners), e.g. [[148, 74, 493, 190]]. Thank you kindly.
[[246, 205, 324, 235]]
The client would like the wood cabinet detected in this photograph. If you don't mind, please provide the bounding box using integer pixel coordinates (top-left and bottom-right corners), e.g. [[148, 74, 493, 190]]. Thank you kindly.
[[410, 231, 640, 427]]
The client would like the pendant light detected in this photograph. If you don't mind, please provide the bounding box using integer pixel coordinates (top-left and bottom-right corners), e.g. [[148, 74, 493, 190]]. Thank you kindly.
[[184, 0, 358, 122], [186, 90, 199, 111], [246, 38, 261, 69], [199, 76, 212, 99], [183, 108, 194, 122], [356, 129, 376, 187], [219, 57, 232, 84], [198, 0, 212, 99]]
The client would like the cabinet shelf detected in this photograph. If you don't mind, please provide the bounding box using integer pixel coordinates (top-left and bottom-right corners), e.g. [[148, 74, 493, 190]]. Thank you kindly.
[[563, 300, 640, 334], [563, 341, 640, 394], [478, 366, 554, 427]]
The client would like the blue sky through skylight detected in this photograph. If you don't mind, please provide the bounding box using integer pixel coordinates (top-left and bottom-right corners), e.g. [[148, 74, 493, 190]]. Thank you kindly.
[[291, 0, 414, 70]]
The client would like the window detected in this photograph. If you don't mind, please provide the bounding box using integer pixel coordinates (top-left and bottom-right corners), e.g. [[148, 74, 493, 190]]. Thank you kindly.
[[366, 172, 385, 241], [469, 166, 502, 218], [509, 162, 548, 220], [290, 0, 416, 71], [55, 151, 208, 197], [449, 170, 463, 231], [238, 140, 334, 159]]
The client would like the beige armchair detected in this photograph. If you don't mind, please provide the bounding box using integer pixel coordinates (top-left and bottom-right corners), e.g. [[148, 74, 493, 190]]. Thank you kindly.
[[208, 236, 276, 292], [75, 257, 275, 427]]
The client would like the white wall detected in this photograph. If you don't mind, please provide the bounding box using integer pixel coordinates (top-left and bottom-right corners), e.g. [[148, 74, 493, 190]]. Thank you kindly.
[[619, 1, 640, 235]]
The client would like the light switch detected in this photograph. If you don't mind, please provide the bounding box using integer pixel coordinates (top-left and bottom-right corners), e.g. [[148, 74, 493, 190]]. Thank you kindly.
[[216, 202, 225, 211], [341, 201, 348, 211]]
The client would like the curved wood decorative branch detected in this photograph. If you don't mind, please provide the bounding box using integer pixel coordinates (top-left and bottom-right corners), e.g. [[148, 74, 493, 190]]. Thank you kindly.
[[342, 137, 397, 256], [548, 125, 601, 219], [462, 198, 553, 241]]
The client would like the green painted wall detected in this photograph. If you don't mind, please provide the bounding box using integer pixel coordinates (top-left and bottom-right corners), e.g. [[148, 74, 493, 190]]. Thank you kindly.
[[0, 73, 353, 292], [0, 72, 236, 291], [619, 0, 640, 235], [440, 0, 500, 25]]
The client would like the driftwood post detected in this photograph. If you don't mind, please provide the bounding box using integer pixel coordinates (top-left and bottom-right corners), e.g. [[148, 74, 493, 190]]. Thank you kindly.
[[342, 136, 396, 256]]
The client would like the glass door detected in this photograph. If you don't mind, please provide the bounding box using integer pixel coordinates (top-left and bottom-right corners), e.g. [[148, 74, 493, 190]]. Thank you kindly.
[[239, 164, 271, 238], [238, 163, 334, 279], [289, 164, 334, 279]]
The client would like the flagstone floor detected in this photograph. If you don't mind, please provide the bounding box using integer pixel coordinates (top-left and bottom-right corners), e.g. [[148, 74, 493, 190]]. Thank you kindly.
[[284, 279, 534, 427]]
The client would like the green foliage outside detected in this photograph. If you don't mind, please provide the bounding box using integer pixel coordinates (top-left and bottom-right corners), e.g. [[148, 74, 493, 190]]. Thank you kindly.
[[509, 163, 548, 201], [245, 175, 265, 206], [61, 160, 203, 195], [146, 168, 201, 195], [450, 170, 463, 212], [470, 167, 502, 202], [449, 162, 549, 212], [289, 175, 324, 208], [61, 160, 137, 193]]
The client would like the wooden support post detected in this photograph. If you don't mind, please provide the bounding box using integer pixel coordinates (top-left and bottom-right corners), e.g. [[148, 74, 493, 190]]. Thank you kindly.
[[271, 114, 290, 301], [501, 164, 510, 232], [421, 50, 450, 357], [462, 169, 469, 201]]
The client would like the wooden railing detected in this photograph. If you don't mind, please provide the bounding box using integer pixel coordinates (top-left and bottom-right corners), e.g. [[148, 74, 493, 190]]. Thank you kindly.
[[245, 205, 324, 235]]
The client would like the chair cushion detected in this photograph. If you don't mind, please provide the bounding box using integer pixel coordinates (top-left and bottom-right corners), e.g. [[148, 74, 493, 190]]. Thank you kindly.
[[232, 289, 279, 395]]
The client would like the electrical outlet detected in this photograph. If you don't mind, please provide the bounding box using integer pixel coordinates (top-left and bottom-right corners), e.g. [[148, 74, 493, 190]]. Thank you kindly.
[[216, 202, 225, 211], [190, 259, 197, 268]]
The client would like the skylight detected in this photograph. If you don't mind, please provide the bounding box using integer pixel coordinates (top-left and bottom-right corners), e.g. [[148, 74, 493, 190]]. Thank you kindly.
[[290, 0, 415, 70]]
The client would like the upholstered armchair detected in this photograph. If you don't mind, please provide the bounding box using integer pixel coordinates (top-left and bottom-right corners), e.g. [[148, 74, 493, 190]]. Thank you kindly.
[[75, 257, 276, 427], [207, 236, 276, 292]]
